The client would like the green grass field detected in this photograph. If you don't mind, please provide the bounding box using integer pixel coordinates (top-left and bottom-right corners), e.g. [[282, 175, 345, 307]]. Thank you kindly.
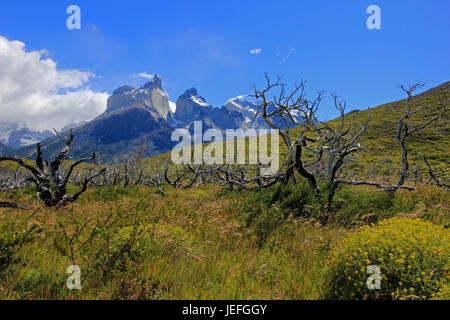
[[0, 82, 448, 300], [0, 181, 448, 300]]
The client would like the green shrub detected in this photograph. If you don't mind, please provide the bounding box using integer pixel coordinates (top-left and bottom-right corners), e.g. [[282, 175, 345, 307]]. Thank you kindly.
[[0, 222, 41, 277], [89, 223, 196, 282], [87, 223, 194, 299], [237, 180, 318, 246], [4, 184, 37, 201], [14, 268, 67, 299], [329, 185, 397, 222], [238, 181, 317, 223], [87, 185, 141, 202], [324, 217, 450, 300], [0, 233, 15, 276]]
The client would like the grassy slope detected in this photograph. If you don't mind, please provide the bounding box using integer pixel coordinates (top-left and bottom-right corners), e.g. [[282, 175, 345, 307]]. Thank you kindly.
[[0, 185, 332, 299], [0, 182, 448, 299], [321, 81, 449, 173]]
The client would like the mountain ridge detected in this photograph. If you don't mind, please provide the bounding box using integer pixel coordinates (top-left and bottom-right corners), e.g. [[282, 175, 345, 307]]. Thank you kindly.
[[4, 77, 447, 165], [5, 75, 270, 161], [0, 122, 54, 149]]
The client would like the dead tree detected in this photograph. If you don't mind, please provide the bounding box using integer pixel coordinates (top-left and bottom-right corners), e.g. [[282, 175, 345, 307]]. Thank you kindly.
[[395, 83, 446, 188], [252, 75, 446, 207], [254, 75, 323, 192], [0, 166, 29, 193], [0, 202, 29, 209], [331, 83, 447, 192], [420, 154, 443, 187], [213, 163, 284, 191], [144, 161, 168, 195], [164, 164, 187, 188], [183, 164, 207, 189], [253, 74, 373, 206], [0, 130, 105, 207]]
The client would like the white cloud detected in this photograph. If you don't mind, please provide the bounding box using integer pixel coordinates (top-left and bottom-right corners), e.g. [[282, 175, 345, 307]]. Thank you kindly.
[[250, 48, 262, 55], [0, 36, 108, 131], [133, 72, 154, 80], [278, 47, 295, 64]]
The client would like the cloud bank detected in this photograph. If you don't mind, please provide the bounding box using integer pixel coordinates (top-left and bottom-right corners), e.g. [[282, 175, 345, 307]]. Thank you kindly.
[[0, 36, 108, 131]]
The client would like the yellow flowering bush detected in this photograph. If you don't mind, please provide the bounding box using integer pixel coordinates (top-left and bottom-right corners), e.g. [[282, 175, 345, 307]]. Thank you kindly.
[[324, 217, 449, 300]]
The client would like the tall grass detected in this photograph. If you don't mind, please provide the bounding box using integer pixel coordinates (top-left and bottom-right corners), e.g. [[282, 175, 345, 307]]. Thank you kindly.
[[0, 181, 448, 300]]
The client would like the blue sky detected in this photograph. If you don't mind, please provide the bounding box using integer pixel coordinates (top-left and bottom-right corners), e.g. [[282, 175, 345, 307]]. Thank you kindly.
[[0, 0, 449, 124]]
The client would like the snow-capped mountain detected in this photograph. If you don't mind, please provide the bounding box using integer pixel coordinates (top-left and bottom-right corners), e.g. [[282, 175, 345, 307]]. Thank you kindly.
[[106, 74, 172, 121], [14, 74, 175, 160], [173, 88, 212, 124], [0, 122, 54, 149], [222, 95, 262, 128], [221, 95, 306, 130], [11, 74, 306, 161], [224, 95, 257, 117]]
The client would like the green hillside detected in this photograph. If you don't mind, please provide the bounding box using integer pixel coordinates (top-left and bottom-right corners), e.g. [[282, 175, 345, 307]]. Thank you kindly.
[[321, 81, 449, 173]]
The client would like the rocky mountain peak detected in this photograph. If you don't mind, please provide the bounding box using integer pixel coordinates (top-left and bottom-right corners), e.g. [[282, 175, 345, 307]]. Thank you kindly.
[[174, 88, 212, 124], [113, 85, 135, 95], [141, 74, 163, 91], [106, 74, 171, 120], [180, 87, 199, 99]]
